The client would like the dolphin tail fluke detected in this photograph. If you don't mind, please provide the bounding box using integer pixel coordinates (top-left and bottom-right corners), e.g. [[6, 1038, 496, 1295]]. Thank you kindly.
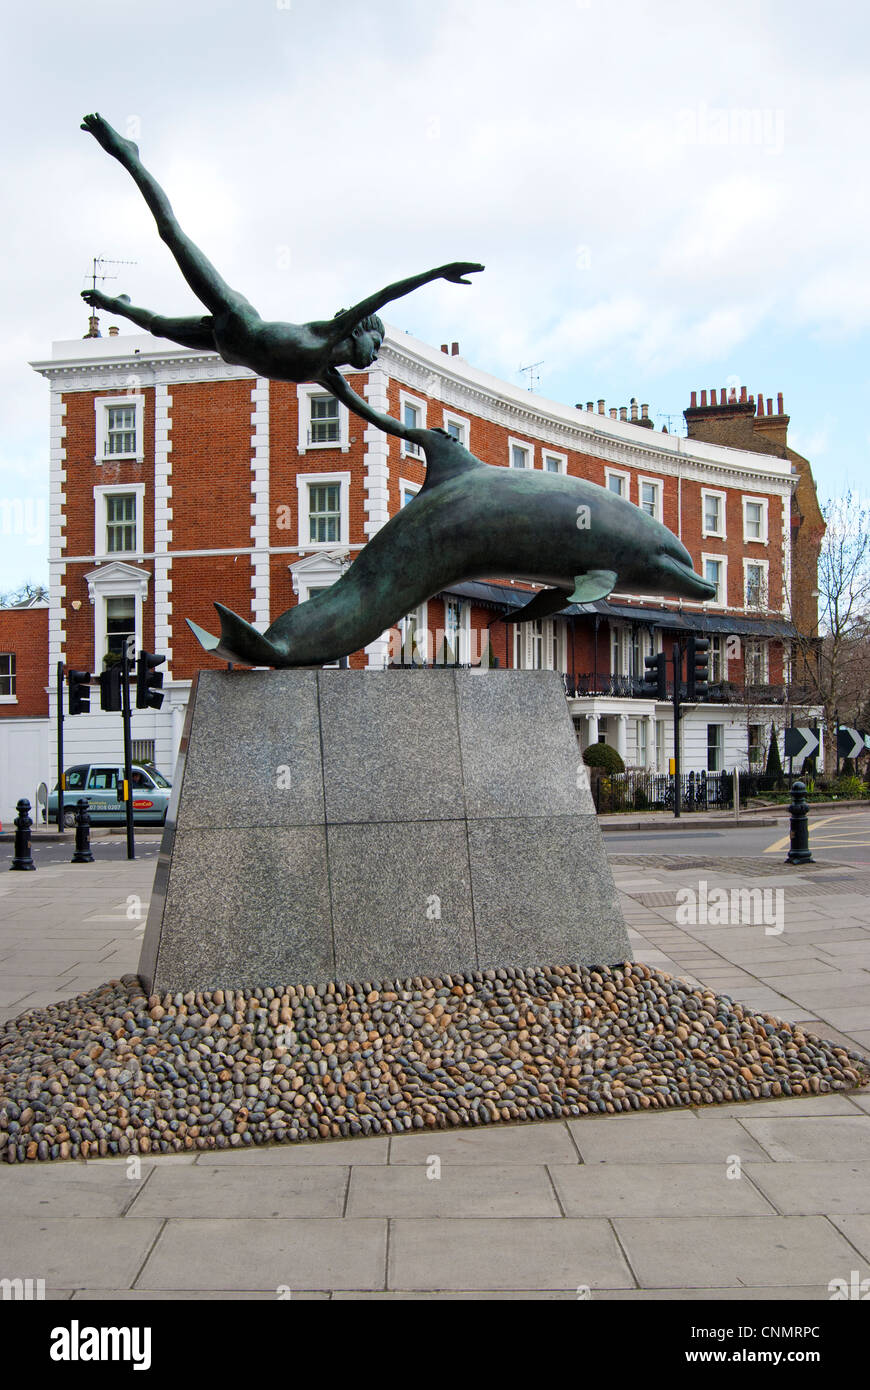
[[186, 604, 288, 667]]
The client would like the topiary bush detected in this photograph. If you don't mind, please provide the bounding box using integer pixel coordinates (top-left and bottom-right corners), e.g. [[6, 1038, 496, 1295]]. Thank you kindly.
[[583, 743, 625, 775]]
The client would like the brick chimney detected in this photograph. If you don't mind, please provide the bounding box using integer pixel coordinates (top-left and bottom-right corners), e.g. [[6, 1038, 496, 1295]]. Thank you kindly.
[[83, 314, 101, 339], [685, 383, 788, 452]]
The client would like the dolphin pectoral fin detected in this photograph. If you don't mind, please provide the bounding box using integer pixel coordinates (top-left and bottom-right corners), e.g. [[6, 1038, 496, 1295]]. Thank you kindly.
[[567, 569, 618, 603], [494, 585, 575, 626]]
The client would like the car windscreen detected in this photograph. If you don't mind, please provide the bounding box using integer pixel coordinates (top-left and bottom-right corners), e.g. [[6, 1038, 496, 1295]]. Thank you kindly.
[[143, 766, 171, 788]]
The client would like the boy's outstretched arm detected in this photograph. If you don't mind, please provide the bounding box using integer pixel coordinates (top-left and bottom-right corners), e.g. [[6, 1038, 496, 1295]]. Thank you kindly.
[[325, 262, 483, 338], [320, 367, 427, 446]]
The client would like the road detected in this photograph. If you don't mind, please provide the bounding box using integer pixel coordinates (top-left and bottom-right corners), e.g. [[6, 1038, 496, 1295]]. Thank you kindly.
[[604, 807, 870, 865], [4, 834, 162, 868]]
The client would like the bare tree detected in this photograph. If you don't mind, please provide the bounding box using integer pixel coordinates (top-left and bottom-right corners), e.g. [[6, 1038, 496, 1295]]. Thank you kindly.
[[0, 581, 49, 608]]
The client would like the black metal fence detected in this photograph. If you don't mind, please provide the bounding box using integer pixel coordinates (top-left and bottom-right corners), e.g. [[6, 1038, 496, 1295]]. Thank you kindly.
[[589, 769, 789, 813]]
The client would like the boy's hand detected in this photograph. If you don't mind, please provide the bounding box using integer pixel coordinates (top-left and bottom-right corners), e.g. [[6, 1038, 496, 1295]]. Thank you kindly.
[[440, 262, 485, 285]]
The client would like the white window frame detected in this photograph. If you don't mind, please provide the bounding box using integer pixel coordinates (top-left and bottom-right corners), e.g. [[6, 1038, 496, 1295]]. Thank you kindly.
[[399, 600, 429, 664], [0, 651, 16, 704], [442, 410, 470, 447], [398, 391, 426, 458], [549, 617, 566, 671], [707, 722, 724, 772], [709, 633, 728, 682], [744, 638, 770, 684], [442, 595, 470, 664], [297, 384, 350, 453], [398, 478, 421, 509], [84, 562, 150, 670], [541, 450, 567, 474], [701, 488, 727, 539], [296, 471, 351, 548], [94, 394, 145, 465], [743, 557, 769, 609], [637, 474, 664, 522], [701, 553, 727, 607], [743, 494, 769, 544], [508, 437, 534, 470], [94, 482, 145, 560], [605, 467, 630, 498]]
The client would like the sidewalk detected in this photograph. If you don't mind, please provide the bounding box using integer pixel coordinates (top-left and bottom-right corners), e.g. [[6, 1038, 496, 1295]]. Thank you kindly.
[[0, 849, 868, 1298]]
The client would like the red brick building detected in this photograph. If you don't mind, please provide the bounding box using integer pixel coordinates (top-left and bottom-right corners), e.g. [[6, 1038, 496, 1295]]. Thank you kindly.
[[30, 324, 824, 781], [0, 600, 50, 823]]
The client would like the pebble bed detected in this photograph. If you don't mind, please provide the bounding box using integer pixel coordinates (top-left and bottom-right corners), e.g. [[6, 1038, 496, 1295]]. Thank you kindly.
[[1, 962, 867, 1163]]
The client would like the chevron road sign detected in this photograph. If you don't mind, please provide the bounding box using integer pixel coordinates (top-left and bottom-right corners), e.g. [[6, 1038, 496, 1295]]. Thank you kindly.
[[837, 726, 866, 760], [783, 726, 820, 762]]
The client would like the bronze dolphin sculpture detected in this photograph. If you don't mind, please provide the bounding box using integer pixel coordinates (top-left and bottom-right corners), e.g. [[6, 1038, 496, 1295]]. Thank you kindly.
[[188, 374, 717, 667]]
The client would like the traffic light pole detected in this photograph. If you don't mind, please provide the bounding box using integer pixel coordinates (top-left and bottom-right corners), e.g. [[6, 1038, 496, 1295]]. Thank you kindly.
[[121, 643, 135, 861], [56, 660, 64, 834], [672, 643, 682, 819]]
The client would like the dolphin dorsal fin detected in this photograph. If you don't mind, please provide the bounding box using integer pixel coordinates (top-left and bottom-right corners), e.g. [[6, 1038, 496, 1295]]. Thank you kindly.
[[418, 430, 487, 493]]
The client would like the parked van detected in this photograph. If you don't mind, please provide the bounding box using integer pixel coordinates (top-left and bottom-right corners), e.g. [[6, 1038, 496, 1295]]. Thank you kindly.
[[47, 763, 171, 827]]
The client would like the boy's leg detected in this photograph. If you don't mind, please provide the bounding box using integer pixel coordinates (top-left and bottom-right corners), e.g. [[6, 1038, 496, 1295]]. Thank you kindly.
[[82, 113, 255, 318], [81, 289, 216, 350]]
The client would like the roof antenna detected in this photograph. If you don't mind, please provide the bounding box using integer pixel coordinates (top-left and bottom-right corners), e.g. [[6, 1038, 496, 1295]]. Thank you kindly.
[[519, 360, 544, 393], [83, 255, 137, 337]]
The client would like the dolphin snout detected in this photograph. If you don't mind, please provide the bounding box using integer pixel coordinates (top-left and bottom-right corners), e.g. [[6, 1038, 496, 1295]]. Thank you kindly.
[[656, 544, 717, 600]]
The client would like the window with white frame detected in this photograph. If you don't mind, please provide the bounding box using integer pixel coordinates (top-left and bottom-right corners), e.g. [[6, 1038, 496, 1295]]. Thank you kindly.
[[638, 476, 663, 521], [701, 489, 726, 538], [783, 641, 793, 686], [543, 452, 566, 474], [442, 596, 469, 663], [610, 623, 629, 676], [748, 723, 765, 766], [399, 602, 428, 664], [94, 483, 146, 558], [636, 718, 648, 767], [744, 559, 768, 609], [296, 472, 350, 547], [702, 555, 727, 605], [94, 394, 144, 464], [744, 639, 769, 684], [399, 392, 425, 457], [707, 723, 723, 772], [709, 634, 726, 683], [442, 411, 469, 446], [297, 385, 349, 452], [399, 479, 420, 508], [0, 652, 15, 700], [550, 618, 564, 671], [743, 496, 768, 543], [105, 594, 136, 661], [509, 439, 533, 470], [605, 468, 629, 498]]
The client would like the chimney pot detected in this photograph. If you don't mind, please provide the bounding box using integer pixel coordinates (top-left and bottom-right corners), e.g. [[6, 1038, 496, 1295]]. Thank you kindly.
[[767, 397, 773, 415], [777, 392, 784, 414], [619, 406, 627, 421], [757, 393, 764, 416], [630, 401, 638, 421], [586, 401, 593, 412], [108, 325, 119, 337], [451, 341, 459, 355], [440, 344, 449, 354], [700, 390, 708, 406], [690, 390, 697, 408], [740, 386, 747, 403], [83, 314, 101, 339], [720, 388, 726, 404], [609, 408, 617, 419], [597, 399, 605, 414], [641, 403, 649, 419]]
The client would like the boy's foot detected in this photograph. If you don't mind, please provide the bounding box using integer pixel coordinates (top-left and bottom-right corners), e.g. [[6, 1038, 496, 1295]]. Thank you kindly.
[[81, 112, 140, 163]]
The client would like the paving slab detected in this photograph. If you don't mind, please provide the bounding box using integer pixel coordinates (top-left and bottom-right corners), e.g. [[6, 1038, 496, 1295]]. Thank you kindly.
[[136, 1217, 387, 1291], [196, 1137, 389, 1166], [387, 1121, 579, 1166], [827, 1215, 870, 1262], [744, 1161, 870, 1215], [614, 1214, 866, 1288], [347, 1164, 560, 1217], [0, 1217, 161, 1290], [0, 1163, 143, 1216], [567, 1112, 769, 1164], [550, 1162, 776, 1217], [125, 1164, 349, 1218], [738, 1116, 870, 1162], [387, 1217, 634, 1291]]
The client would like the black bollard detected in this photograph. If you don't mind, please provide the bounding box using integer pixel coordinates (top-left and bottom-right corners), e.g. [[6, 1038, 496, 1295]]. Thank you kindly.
[[71, 797, 95, 864], [10, 798, 36, 871], [785, 780, 815, 865]]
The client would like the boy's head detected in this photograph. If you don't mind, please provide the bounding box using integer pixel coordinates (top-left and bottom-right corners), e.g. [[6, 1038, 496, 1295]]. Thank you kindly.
[[332, 311, 385, 369]]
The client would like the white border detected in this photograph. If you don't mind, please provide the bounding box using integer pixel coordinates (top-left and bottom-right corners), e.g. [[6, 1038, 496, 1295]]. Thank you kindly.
[[296, 383, 350, 453], [743, 556, 770, 610], [701, 552, 728, 607], [94, 393, 145, 465], [743, 494, 769, 544], [296, 471, 351, 548], [398, 390, 426, 459], [508, 436, 534, 469], [637, 473, 664, 522], [604, 467, 630, 498], [701, 488, 727, 539], [93, 482, 145, 559], [442, 409, 470, 447], [541, 450, 567, 475]]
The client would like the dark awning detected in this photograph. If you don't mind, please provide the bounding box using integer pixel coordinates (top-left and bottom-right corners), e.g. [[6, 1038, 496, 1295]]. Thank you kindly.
[[437, 579, 797, 639]]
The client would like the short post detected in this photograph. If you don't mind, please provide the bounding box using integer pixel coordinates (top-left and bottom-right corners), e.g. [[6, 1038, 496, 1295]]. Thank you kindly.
[[733, 766, 740, 823], [785, 780, 814, 865], [71, 798, 95, 864], [10, 798, 36, 871]]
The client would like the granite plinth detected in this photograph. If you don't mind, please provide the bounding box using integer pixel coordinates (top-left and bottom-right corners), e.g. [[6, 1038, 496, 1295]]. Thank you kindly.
[[139, 669, 631, 993]]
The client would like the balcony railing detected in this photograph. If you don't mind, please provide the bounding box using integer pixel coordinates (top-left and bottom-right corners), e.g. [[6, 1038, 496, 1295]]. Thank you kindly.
[[564, 674, 815, 705]]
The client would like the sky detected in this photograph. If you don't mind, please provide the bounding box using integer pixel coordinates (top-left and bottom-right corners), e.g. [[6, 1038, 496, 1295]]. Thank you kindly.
[[2, 0, 869, 592]]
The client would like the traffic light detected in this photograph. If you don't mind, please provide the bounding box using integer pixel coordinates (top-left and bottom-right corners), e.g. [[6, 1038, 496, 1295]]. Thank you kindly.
[[640, 652, 667, 699], [99, 663, 123, 712], [136, 650, 165, 710], [686, 636, 710, 700], [68, 669, 91, 715]]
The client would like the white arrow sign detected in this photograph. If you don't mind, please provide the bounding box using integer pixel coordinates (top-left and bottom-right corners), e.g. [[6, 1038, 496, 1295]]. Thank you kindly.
[[783, 726, 819, 762], [837, 726, 865, 760]]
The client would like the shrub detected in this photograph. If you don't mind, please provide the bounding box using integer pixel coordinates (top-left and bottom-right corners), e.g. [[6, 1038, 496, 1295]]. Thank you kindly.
[[583, 743, 625, 775], [765, 724, 784, 784]]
